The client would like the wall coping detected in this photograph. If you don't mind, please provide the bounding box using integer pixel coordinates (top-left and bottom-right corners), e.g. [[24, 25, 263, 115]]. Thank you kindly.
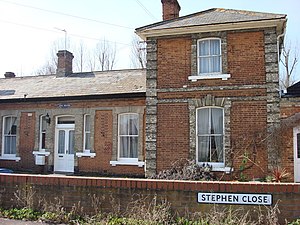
[[1, 174, 299, 193]]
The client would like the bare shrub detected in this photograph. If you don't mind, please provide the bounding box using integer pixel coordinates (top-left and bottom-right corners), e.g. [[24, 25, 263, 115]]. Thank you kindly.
[[13, 185, 36, 209], [151, 159, 215, 181], [126, 194, 174, 224]]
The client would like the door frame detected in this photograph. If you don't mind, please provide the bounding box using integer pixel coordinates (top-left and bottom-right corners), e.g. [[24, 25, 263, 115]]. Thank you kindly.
[[54, 116, 75, 173], [293, 126, 300, 182]]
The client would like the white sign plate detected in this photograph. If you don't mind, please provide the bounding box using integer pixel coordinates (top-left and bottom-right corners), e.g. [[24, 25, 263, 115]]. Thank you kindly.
[[198, 192, 272, 206]]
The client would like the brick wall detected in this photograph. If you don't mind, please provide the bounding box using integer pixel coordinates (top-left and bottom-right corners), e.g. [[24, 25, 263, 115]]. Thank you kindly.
[[157, 103, 189, 171], [227, 31, 266, 85], [231, 101, 268, 179], [0, 97, 145, 176], [157, 37, 191, 89], [19, 112, 36, 171], [0, 174, 299, 224]]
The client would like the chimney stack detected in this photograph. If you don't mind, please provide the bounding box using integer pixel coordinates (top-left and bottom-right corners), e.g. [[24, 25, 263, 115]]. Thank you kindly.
[[161, 0, 181, 21], [56, 50, 74, 77], [4, 72, 16, 78]]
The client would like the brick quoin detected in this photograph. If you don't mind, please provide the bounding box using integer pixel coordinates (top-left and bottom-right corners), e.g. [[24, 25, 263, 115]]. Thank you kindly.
[[157, 37, 192, 89], [157, 103, 189, 172]]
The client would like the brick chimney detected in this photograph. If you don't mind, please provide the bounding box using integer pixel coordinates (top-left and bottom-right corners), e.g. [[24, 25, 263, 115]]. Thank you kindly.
[[4, 72, 16, 78], [161, 0, 181, 20], [56, 50, 74, 77]]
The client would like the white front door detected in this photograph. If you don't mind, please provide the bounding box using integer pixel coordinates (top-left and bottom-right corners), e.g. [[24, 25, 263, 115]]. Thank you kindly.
[[54, 124, 75, 173], [294, 126, 300, 182]]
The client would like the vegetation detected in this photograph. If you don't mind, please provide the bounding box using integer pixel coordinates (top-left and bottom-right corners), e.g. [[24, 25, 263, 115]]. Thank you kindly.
[[0, 185, 298, 224], [150, 159, 215, 181]]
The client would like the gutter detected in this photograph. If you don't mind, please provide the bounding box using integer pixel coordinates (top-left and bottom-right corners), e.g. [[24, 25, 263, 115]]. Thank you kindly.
[[0, 92, 146, 104]]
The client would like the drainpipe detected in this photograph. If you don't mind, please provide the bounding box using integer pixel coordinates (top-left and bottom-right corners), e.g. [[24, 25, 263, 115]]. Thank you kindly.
[[277, 24, 286, 96]]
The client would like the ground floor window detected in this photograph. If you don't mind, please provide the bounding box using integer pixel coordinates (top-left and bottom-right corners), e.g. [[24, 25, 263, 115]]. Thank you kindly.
[[197, 107, 224, 166], [2, 116, 17, 156], [118, 113, 139, 159]]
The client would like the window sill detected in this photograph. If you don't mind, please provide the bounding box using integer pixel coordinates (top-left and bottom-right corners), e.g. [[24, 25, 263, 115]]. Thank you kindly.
[[110, 160, 145, 167], [188, 74, 230, 81], [0, 156, 21, 161], [76, 152, 96, 158], [212, 167, 232, 174], [32, 151, 50, 156]]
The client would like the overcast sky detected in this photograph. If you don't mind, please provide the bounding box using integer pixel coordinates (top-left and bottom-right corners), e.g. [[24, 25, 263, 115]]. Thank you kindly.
[[0, 0, 299, 78]]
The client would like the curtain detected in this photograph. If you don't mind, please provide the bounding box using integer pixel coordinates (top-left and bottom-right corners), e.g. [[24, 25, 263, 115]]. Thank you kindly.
[[211, 108, 224, 162], [197, 109, 210, 162], [4, 117, 17, 154], [119, 114, 139, 158], [129, 115, 139, 158]]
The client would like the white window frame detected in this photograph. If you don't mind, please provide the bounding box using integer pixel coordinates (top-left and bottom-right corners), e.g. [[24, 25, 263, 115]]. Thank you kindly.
[[188, 38, 230, 81], [83, 114, 91, 153], [0, 116, 20, 161], [117, 113, 139, 164], [196, 107, 225, 168], [39, 115, 47, 151]]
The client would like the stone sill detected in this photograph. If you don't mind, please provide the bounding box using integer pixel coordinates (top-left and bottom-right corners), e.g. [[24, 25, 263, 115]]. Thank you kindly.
[[32, 151, 50, 156], [110, 160, 145, 167], [0, 156, 21, 161], [76, 152, 96, 158], [188, 74, 231, 81]]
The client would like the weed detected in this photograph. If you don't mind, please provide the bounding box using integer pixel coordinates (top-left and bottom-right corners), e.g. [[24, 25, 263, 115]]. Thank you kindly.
[[13, 185, 37, 210]]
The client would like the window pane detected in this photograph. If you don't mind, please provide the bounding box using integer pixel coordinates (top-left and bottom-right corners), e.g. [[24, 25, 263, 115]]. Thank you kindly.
[[4, 117, 17, 135], [85, 133, 91, 150], [41, 133, 46, 149], [211, 136, 223, 162], [129, 115, 139, 135], [199, 58, 209, 74], [85, 115, 91, 132], [198, 136, 209, 162], [197, 108, 209, 134], [41, 116, 47, 131], [211, 56, 221, 73], [210, 40, 220, 55], [130, 137, 138, 158], [119, 136, 128, 158], [69, 130, 75, 154], [211, 108, 223, 135], [119, 115, 128, 135], [297, 133, 300, 158], [4, 136, 15, 154], [58, 130, 65, 154], [199, 40, 209, 56]]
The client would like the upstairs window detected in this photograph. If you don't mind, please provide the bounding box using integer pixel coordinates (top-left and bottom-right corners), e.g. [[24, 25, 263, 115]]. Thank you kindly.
[[2, 116, 17, 156], [118, 113, 139, 160], [198, 38, 221, 75], [197, 107, 224, 167]]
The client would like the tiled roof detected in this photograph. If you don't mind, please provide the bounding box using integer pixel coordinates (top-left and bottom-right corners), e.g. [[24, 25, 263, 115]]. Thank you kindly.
[[136, 8, 286, 32], [0, 69, 146, 100]]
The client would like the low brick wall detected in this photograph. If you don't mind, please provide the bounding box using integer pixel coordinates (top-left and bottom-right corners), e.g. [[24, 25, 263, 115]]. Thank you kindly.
[[0, 174, 299, 224]]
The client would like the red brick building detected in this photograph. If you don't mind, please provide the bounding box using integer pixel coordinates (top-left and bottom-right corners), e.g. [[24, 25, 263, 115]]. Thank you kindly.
[[1, 0, 299, 182]]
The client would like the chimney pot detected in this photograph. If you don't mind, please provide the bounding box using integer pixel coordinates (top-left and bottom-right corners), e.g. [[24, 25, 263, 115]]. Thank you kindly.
[[161, 0, 181, 21], [56, 50, 74, 77], [4, 72, 16, 78]]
